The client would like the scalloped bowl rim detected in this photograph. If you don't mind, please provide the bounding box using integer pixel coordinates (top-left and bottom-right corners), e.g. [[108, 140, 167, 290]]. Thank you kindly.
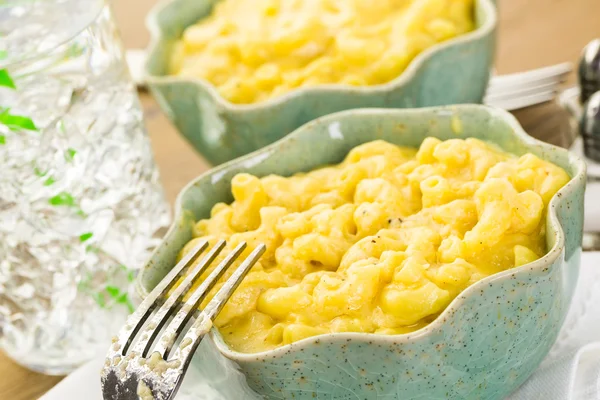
[[143, 0, 497, 112], [137, 105, 586, 363]]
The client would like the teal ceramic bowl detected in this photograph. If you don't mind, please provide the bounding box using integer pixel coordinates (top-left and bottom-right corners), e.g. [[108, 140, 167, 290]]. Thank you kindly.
[[144, 0, 497, 165], [137, 105, 585, 400]]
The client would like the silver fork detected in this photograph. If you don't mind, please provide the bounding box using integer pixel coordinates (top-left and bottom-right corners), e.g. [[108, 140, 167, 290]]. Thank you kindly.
[[484, 63, 572, 110], [100, 240, 266, 400]]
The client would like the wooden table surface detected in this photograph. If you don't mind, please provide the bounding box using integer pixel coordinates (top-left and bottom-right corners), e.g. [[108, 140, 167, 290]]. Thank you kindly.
[[2, 0, 599, 399]]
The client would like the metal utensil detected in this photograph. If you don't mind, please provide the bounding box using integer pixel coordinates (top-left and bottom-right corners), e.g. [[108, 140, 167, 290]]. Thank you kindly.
[[558, 39, 600, 251], [484, 62, 572, 110], [125, 48, 571, 111], [578, 39, 600, 103], [100, 240, 266, 400], [577, 91, 600, 251], [580, 91, 600, 161]]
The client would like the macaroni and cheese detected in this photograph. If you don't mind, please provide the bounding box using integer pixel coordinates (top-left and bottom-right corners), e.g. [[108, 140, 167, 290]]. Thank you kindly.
[[177, 139, 569, 353], [169, 0, 475, 104]]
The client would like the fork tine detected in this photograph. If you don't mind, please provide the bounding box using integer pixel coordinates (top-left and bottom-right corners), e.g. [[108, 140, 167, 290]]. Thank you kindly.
[[486, 79, 563, 102], [169, 244, 267, 371], [487, 70, 570, 93], [485, 91, 558, 111], [203, 244, 266, 320], [110, 240, 209, 356], [153, 242, 248, 358], [130, 240, 227, 357], [487, 62, 572, 89]]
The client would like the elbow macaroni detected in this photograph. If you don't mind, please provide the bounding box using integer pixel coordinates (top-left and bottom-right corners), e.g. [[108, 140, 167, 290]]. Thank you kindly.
[[176, 138, 570, 353], [169, 0, 475, 104]]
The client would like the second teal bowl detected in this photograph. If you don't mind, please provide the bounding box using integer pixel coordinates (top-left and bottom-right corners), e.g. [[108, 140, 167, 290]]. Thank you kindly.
[[137, 105, 585, 400], [145, 0, 497, 165]]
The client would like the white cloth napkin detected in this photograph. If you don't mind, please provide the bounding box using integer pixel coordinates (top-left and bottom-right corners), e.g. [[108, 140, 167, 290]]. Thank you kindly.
[[41, 253, 600, 400], [506, 252, 600, 400]]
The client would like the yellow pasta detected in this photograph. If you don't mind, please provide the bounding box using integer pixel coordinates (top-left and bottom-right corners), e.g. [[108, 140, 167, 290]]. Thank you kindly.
[[175, 139, 570, 353], [170, 0, 475, 104]]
